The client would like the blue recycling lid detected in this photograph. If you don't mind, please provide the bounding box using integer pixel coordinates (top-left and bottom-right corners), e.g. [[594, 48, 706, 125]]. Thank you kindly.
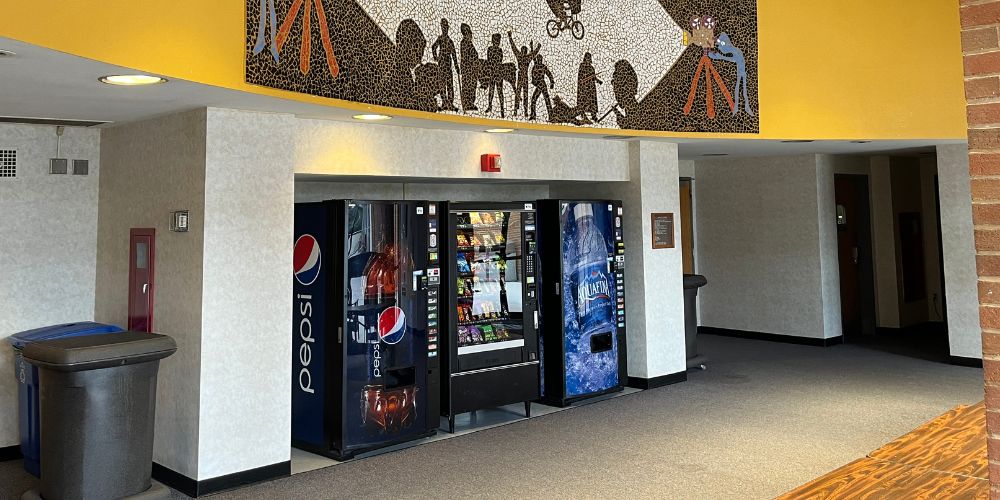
[[8, 322, 125, 350]]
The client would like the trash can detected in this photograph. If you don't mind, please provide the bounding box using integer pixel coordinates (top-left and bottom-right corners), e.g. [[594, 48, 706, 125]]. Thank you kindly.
[[683, 274, 708, 370], [21, 332, 176, 500], [8, 322, 124, 477]]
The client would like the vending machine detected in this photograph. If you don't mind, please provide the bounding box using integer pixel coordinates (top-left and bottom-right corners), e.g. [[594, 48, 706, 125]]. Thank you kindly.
[[536, 200, 627, 407], [292, 200, 441, 459], [439, 202, 541, 432]]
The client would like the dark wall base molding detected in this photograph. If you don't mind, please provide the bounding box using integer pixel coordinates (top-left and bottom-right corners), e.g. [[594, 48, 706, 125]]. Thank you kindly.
[[949, 356, 984, 368], [153, 460, 290, 498], [627, 371, 687, 390], [699, 326, 844, 347], [0, 445, 22, 462]]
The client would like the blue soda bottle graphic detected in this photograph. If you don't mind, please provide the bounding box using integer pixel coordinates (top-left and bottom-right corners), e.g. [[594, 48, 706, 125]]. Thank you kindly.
[[565, 203, 616, 396]]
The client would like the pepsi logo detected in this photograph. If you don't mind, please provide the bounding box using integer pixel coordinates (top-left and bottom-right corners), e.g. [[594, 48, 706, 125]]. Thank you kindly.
[[293, 234, 322, 286], [378, 306, 406, 344]]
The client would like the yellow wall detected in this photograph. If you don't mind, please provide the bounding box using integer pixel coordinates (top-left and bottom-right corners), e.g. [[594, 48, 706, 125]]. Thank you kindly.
[[2, 0, 967, 140]]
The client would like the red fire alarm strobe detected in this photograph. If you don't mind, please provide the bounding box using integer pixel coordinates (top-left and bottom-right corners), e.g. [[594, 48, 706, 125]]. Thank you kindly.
[[481, 154, 501, 173]]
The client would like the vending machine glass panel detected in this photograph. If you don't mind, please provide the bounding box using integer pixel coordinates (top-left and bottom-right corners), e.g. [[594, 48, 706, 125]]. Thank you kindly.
[[343, 201, 428, 449], [454, 210, 526, 359]]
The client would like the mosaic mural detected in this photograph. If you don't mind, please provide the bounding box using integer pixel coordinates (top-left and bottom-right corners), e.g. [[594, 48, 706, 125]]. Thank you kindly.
[[245, 0, 758, 133]]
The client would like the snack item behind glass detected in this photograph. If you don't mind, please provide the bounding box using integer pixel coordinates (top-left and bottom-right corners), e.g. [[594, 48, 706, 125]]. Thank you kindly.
[[469, 326, 484, 343], [470, 212, 483, 225], [457, 253, 471, 273]]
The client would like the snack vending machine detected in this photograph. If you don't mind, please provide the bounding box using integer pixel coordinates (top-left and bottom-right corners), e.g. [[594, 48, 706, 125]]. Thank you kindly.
[[292, 200, 441, 459], [536, 200, 627, 407], [440, 202, 541, 432]]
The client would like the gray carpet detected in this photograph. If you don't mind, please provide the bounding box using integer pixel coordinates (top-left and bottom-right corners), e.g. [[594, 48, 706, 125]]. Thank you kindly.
[[0, 335, 985, 499]]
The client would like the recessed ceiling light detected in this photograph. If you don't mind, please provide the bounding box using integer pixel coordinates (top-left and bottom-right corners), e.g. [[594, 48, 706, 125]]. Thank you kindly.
[[851, 140, 872, 144], [99, 75, 168, 86], [781, 140, 815, 143], [485, 128, 515, 133], [353, 114, 392, 121], [0, 50, 16, 58], [702, 153, 729, 157]]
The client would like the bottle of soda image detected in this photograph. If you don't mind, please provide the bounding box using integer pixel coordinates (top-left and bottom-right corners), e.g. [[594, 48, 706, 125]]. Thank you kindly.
[[563, 203, 617, 396]]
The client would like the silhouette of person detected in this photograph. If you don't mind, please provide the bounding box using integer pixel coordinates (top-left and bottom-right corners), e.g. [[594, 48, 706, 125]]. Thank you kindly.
[[709, 33, 754, 116], [610, 59, 638, 128], [508, 31, 540, 116], [484, 34, 505, 117], [576, 52, 602, 122], [384, 19, 427, 109], [459, 23, 480, 112], [432, 19, 460, 111], [529, 54, 555, 121]]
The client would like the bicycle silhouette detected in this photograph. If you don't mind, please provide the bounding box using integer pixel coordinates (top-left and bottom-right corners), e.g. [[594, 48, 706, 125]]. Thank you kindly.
[[546, 1, 585, 40]]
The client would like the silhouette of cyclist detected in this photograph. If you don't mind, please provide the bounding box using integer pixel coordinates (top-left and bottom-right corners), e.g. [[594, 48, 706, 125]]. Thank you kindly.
[[547, 0, 581, 23]]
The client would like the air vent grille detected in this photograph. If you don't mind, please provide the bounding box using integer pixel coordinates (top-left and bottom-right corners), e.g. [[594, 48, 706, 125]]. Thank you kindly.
[[0, 150, 15, 177]]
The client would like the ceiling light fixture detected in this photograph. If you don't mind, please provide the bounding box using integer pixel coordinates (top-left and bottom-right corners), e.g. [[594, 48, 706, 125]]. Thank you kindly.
[[99, 75, 168, 86], [353, 114, 392, 121], [781, 140, 815, 143], [0, 50, 16, 58], [485, 128, 515, 133], [702, 153, 729, 157], [851, 140, 872, 144]]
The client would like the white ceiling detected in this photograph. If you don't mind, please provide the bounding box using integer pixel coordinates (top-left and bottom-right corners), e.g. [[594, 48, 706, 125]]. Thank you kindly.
[[0, 37, 963, 160]]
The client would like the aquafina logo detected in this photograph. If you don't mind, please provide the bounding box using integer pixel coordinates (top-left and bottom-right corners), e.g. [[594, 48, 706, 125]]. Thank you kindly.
[[577, 263, 613, 326]]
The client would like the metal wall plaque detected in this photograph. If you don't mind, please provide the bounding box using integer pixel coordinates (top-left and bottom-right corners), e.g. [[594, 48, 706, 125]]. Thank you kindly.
[[651, 213, 675, 249]]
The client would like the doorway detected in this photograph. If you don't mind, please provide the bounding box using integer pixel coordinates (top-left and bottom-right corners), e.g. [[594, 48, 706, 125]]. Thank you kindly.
[[834, 175, 876, 338], [128, 228, 155, 332]]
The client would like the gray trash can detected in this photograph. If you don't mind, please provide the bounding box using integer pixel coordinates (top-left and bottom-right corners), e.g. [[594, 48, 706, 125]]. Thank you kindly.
[[21, 332, 176, 500], [683, 274, 708, 370]]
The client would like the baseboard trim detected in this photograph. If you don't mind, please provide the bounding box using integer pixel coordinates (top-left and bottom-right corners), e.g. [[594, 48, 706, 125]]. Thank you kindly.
[[153, 460, 290, 497], [949, 356, 984, 368], [627, 371, 687, 390], [0, 445, 22, 462], [699, 327, 844, 347]]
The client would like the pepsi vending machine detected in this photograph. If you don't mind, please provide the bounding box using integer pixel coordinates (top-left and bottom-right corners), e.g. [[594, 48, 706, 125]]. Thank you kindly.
[[536, 200, 627, 407], [292, 200, 440, 459]]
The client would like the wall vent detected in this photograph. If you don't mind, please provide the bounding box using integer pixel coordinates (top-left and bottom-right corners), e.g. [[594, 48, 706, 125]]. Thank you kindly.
[[0, 149, 15, 177]]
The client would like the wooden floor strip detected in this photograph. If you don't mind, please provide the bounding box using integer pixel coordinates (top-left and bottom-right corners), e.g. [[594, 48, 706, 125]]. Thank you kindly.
[[869, 402, 987, 480], [776, 458, 988, 499], [778, 403, 989, 499]]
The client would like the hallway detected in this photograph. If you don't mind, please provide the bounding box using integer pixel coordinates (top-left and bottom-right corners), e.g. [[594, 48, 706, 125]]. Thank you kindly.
[[2, 335, 982, 499]]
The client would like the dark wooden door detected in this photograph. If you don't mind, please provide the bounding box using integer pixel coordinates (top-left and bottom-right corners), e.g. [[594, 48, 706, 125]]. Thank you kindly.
[[128, 228, 155, 332], [680, 178, 695, 274], [835, 175, 876, 337]]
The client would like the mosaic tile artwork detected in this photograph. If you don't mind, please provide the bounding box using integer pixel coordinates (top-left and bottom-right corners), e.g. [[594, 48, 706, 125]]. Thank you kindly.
[[245, 0, 758, 133]]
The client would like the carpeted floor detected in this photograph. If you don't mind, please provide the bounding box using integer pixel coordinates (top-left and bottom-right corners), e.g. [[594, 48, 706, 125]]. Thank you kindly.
[[0, 334, 985, 499]]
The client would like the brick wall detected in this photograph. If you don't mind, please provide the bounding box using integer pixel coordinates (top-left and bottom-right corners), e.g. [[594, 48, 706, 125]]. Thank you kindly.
[[962, 0, 1000, 495]]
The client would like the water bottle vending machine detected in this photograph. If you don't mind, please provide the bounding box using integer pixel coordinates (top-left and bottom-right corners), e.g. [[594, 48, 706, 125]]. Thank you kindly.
[[536, 200, 627, 407]]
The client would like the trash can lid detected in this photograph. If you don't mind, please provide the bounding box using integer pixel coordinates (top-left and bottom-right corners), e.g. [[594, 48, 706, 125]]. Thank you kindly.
[[22, 332, 176, 372], [683, 274, 708, 289], [8, 322, 124, 350]]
